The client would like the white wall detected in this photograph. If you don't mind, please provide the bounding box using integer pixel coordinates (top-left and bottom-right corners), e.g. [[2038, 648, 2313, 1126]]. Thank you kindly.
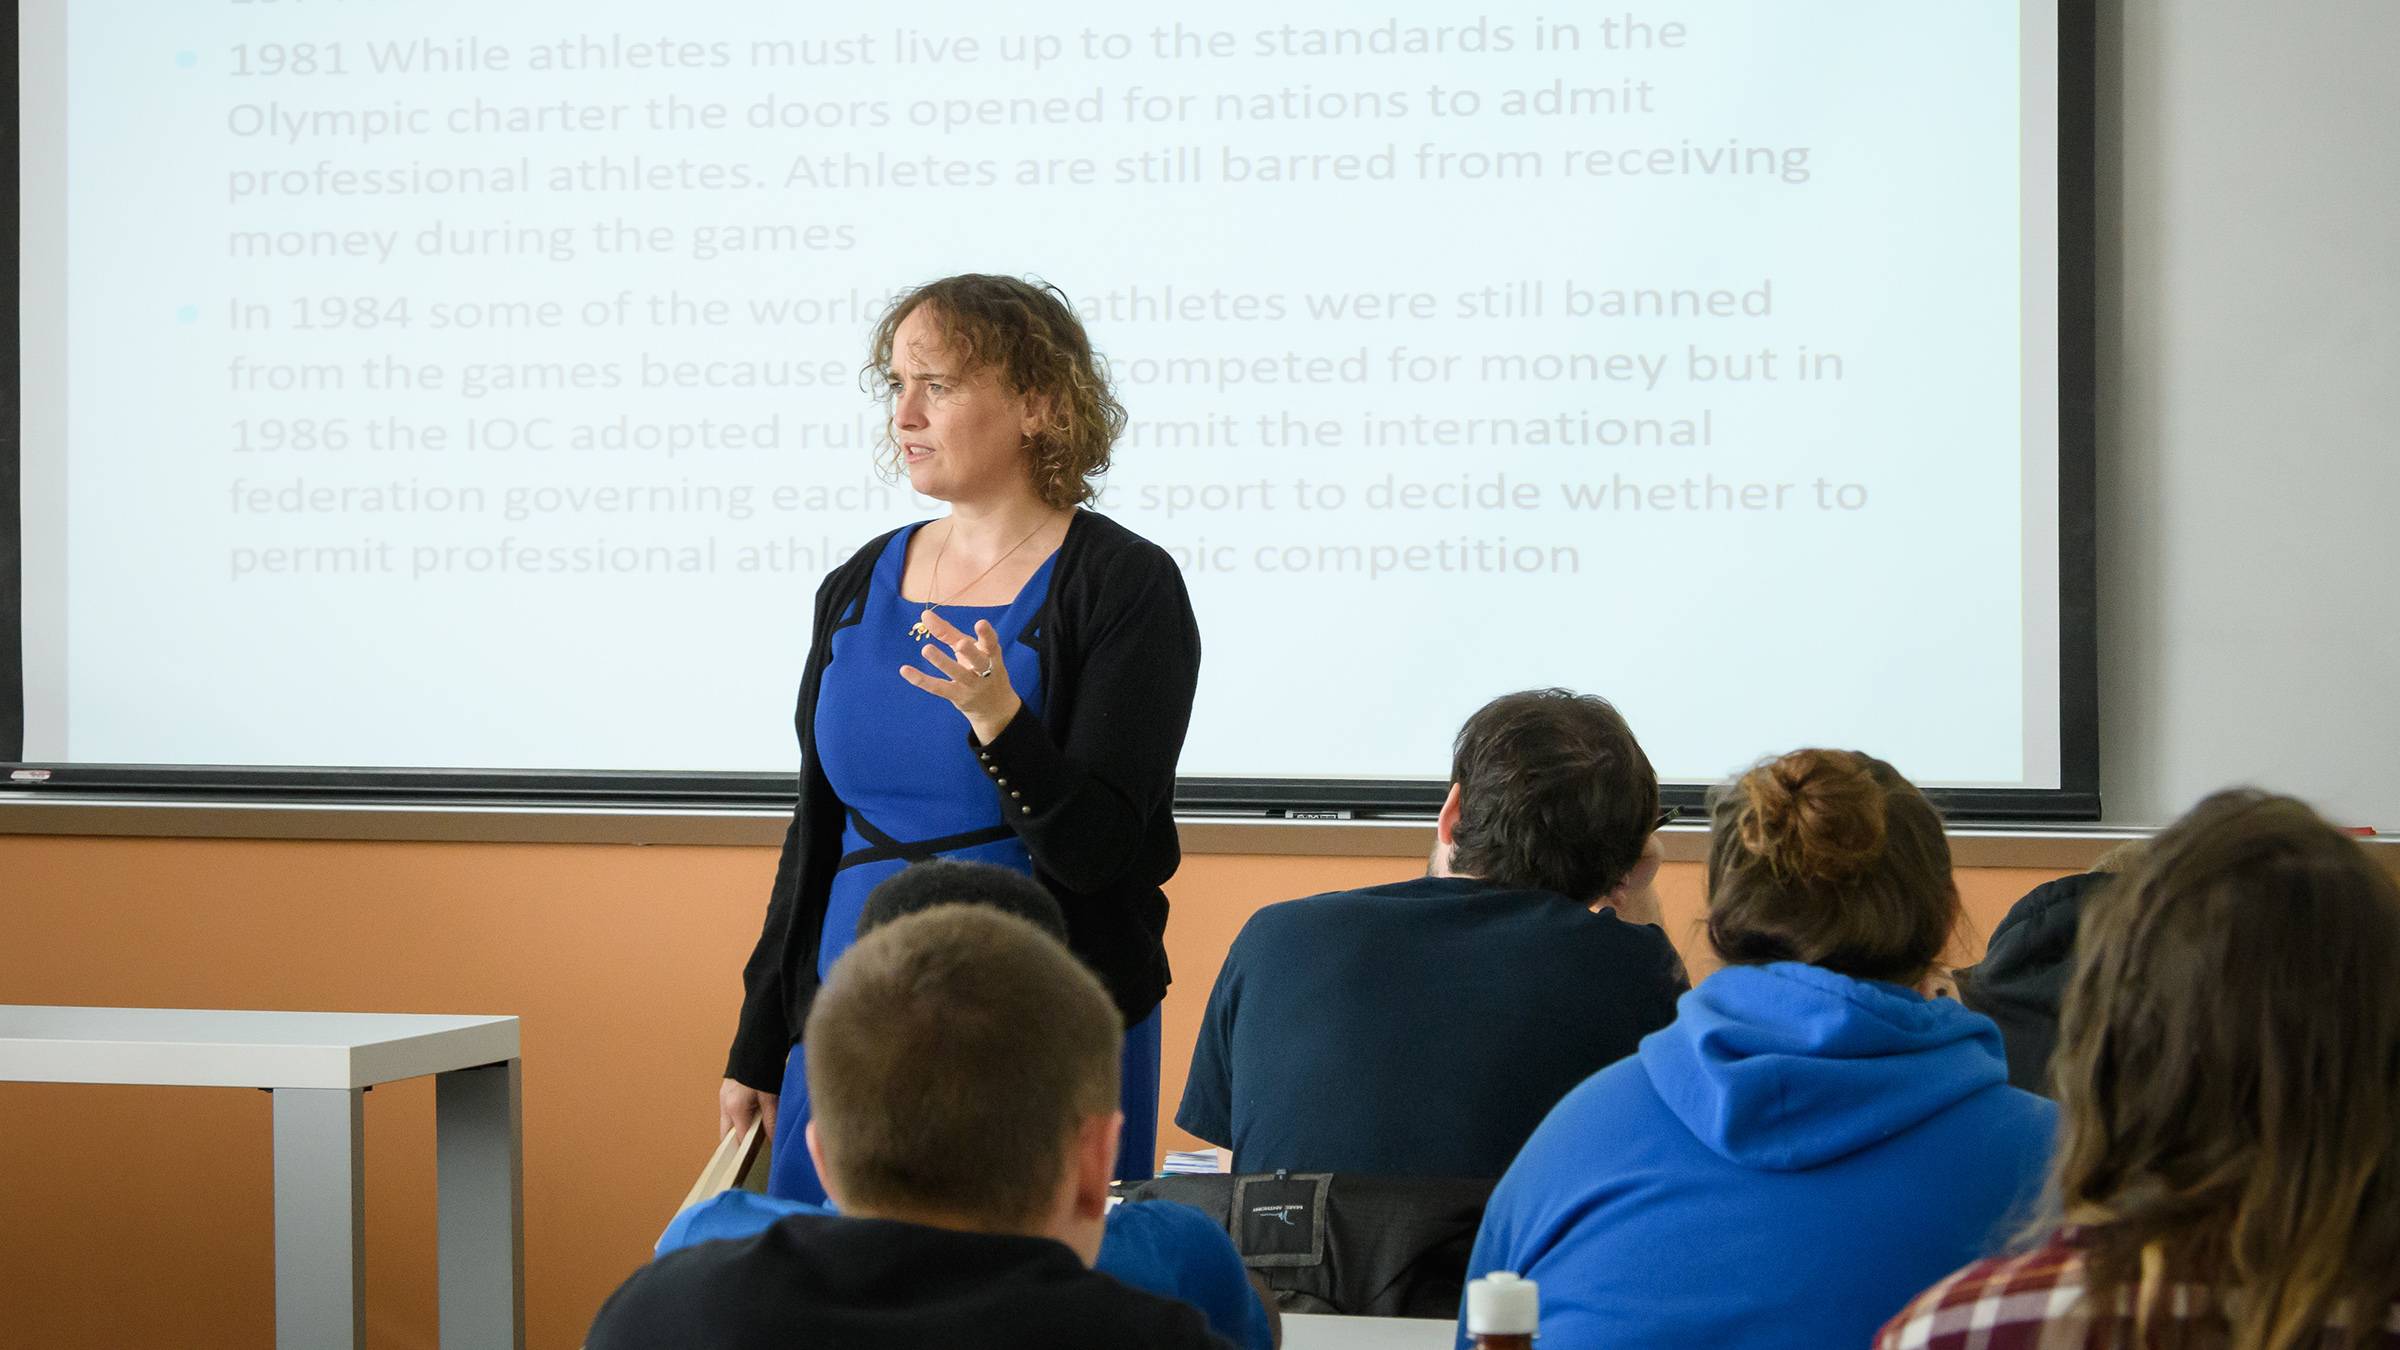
[[2096, 0, 2400, 826]]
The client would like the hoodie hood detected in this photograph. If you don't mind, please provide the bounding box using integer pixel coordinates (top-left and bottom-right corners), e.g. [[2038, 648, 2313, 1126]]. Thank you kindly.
[[1956, 871, 2114, 1095], [1639, 962, 2010, 1171], [1960, 872, 2109, 1020]]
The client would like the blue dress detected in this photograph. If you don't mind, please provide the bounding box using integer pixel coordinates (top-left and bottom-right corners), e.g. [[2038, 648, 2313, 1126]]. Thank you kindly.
[[768, 522, 1162, 1200]]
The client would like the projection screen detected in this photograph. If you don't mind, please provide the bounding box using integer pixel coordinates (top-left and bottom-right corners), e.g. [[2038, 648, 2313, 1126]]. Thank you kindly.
[[6, 0, 2098, 817]]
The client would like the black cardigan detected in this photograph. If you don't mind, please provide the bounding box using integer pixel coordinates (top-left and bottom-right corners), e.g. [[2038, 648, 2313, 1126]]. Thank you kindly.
[[726, 509, 1202, 1090]]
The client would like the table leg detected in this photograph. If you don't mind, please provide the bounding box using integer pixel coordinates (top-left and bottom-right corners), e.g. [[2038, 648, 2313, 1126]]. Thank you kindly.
[[271, 1087, 365, 1350], [436, 1058, 526, 1349]]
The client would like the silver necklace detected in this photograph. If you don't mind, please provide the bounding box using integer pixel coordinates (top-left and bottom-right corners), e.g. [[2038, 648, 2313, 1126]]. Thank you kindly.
[[908, 516, 1053, 642]]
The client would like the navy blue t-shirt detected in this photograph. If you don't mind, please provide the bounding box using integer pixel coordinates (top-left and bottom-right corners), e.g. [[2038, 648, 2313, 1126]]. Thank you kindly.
[[1175, 875, 1687, 1178]]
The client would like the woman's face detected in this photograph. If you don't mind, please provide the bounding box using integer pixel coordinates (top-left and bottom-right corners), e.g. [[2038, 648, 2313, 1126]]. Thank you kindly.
[[885, 307, 1040, 506]]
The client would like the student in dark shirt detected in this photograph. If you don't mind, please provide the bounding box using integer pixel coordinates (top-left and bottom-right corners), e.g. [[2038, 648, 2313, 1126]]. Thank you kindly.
[[1176, 688, 1689, 1178], [652, 860, 1278, 1350], [591, 907, 1231, 1350], [1955, 839, 2146, 1095]]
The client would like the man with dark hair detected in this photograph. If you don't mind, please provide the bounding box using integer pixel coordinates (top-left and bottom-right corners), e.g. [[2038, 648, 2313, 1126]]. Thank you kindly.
[[590, 908, 1232, 1349], [856, 857, 1068, 939], [648, 861, 1277, 1349], [1176, 689, 1688, 1178]]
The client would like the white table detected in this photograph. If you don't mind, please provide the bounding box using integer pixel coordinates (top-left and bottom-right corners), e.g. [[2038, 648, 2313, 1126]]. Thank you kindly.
[[1284, 1313, 1458, 1349], [0, 1005, 524, 1349]]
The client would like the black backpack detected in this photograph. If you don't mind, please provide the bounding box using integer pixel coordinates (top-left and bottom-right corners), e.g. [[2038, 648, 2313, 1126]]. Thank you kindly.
[[1122, 1172, 1496, 1319]]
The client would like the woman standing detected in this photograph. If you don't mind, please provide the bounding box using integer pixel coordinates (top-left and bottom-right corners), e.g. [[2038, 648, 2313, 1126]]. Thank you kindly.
[[718, 274, 1200, 1200]]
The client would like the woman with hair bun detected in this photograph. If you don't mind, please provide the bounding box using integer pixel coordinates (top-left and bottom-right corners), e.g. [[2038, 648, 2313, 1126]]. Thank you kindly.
[[1459, 749, 2054, 1350]]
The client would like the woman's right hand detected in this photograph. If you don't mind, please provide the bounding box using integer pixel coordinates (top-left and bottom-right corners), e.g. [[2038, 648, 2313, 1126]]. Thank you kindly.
[[719, 1078, 779, 1141]]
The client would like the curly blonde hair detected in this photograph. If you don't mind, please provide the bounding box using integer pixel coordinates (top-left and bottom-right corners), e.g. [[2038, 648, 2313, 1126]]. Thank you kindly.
[[864, 275, 1127, 509]]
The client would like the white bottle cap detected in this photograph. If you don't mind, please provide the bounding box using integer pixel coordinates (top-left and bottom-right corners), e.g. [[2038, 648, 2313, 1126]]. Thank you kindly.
[[1466, 1271, 1539, 1336]]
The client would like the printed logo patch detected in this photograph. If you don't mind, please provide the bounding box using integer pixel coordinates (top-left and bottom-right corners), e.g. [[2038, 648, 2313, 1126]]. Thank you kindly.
[[1234, 1173, 1329, 1266]]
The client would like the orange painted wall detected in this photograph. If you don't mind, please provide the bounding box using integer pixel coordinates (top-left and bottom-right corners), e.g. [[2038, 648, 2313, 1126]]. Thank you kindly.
[[0, 833, 2065, 1348]]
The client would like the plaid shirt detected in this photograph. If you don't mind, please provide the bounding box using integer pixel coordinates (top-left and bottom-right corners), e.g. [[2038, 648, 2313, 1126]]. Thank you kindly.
[[1876, 1229, 2400, 1349]]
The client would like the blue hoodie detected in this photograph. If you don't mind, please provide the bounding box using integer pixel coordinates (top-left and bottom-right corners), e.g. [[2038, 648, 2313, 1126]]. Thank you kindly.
[[1461, 962, 2055, 1349]]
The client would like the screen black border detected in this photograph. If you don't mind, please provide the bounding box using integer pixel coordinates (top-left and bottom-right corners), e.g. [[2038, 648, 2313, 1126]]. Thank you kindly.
[[3, 1, 2101, 824], [2, 1, 23, 767]]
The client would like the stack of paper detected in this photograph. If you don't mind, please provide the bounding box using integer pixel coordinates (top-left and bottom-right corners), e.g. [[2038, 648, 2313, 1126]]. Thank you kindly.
[[1159, 1148, 1231, 1175]]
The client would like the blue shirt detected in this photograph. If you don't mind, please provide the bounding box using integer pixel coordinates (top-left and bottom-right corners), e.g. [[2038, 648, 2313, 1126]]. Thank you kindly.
[[1462, 963, 2057, 1349], [1177, 875, 1686, 1177], [660, 1191, 1273, 1350]]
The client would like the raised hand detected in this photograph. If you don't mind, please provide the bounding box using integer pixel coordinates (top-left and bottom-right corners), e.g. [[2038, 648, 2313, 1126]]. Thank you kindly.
[[901, 610, 1023, 745]]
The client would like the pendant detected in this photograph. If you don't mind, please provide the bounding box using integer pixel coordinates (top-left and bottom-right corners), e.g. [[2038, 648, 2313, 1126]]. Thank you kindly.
[[909, 608, 938, 643]]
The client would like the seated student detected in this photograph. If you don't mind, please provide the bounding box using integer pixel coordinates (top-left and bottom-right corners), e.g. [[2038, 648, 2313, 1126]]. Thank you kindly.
[[664, 1181, 1272, 1350], [1177, 688, 1688, 1178], [1462, 749, 2055, 1350], [1956, 837, 2148, 1094], [658, 860, 1277, 1350], [588, 907, 1232, 1350], [1880, 790, 2400, 1348]]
